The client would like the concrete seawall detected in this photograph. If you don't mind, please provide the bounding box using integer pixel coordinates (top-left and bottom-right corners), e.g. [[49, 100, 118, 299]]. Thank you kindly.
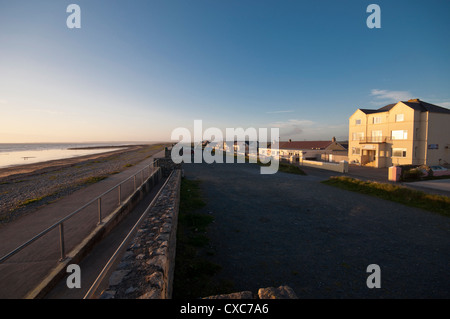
[[100, 169, 181, 299]]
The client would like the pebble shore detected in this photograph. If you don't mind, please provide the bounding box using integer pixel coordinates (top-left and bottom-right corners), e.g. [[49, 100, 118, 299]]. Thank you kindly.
[[0, 144, 167, 224]]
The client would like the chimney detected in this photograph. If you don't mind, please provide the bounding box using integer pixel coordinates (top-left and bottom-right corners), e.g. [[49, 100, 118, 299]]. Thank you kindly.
[[289, 139, 292, 143], [332, 136, 336, 143]]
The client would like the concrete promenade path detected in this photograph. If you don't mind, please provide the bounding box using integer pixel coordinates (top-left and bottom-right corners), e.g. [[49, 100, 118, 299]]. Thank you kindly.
[[0, 149, 165, 299]]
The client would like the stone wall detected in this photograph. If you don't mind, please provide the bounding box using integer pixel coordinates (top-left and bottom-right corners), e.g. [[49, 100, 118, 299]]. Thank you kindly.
[[155, 157, 182, 177], [100, 169, 181, 299], [299, 158, 349, 173], [205, 286, 298, 299]]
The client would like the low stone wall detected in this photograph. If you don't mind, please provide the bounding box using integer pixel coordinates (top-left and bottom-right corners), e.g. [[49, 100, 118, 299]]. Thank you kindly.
[[433, 170, 450, 177], [205, 286, 298, 299], [155, 157, 182, 177], [300, 159, 349, 173], [100, 169, 181, 299]]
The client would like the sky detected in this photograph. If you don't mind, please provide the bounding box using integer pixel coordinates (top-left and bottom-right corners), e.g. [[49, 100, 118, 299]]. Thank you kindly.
[[0, 0, 449, 143]]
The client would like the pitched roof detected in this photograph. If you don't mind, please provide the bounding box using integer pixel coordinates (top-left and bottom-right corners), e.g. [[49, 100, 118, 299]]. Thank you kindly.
[[401, 99, 450, 114], [359, 103, 395, 114], [377, 103, 397, 112], [359, 109, 384, 114], [278, 141, 333, 150], [359, 99, 450, 114]]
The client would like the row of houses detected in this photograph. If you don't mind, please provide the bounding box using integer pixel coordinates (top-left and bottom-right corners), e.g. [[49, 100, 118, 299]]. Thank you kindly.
[[207, 99, 450, 169], [258, 138, 348, 163], [209, 137, 348, 163]]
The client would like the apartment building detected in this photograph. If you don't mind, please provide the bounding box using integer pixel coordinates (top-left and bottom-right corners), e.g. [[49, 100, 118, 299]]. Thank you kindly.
[[348, 99, 450, 168]]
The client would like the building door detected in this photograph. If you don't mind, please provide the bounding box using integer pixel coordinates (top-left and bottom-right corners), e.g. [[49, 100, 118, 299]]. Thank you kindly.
[[363, 149, 377, 166]]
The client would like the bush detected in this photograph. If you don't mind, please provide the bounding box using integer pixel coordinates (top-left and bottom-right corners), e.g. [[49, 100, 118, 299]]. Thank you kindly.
[[399, 165, 434, 181], [402, 168, 424, 181]]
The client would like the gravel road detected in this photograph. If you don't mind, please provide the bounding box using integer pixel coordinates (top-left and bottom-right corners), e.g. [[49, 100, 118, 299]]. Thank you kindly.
[[182, 160, 450, 298]]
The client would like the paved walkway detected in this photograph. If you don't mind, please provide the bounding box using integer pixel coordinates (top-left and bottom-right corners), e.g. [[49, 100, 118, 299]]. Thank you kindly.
[[404, 179, 450, 197], [0, 149, 165, 299], [182, 161, 450, 298]]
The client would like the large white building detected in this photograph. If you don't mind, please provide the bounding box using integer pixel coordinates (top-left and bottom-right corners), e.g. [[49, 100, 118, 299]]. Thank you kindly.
[[348, 99, 450, 168]]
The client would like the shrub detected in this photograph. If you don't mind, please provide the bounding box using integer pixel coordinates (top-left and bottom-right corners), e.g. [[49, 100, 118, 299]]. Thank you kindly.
[[402, 167, 424, 181]]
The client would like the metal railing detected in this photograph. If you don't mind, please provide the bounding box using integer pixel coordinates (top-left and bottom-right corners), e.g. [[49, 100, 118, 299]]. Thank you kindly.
[[0, 160, 160, 264], [83, 170, 174, 299], [357, 136, 388, 143]]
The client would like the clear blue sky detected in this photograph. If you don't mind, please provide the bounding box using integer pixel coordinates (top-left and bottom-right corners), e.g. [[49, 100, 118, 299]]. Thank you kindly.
[[1, 0, 449, 142]]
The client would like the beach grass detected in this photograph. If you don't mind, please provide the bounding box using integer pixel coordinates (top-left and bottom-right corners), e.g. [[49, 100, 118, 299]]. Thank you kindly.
[[80, 175, 108, 186], [17, 192, 57, 209], [18, 196, 47, 207], [322, 176, 450, 217]]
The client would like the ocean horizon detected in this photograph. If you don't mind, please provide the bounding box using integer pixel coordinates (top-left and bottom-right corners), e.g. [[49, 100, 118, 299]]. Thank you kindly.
[[0, 142, 145, 169]]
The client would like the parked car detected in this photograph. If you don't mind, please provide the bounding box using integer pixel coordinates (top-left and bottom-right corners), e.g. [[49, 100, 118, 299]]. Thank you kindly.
[[430, 165, 448, 172], [430, 165, 450, 177]]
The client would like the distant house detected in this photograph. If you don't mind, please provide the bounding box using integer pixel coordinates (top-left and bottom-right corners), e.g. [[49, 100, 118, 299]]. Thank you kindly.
[[348, 98, 450, 168], [259, 138, 347, 162], [213, 140, 258, 155]]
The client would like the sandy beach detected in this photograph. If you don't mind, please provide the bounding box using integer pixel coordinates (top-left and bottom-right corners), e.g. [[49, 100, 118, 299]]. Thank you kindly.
[[0, 144, 168, 224]]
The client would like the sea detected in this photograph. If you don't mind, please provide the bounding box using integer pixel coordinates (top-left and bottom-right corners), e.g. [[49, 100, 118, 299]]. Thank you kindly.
[[0, 142, 139, 169]]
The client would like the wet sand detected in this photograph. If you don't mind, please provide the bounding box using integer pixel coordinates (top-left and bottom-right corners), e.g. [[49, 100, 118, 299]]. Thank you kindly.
[[0, 144, 168, 224], [0, 147, 134, 179]]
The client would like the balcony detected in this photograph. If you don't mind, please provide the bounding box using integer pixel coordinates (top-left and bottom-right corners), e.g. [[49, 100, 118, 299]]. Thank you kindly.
[[358, 136, 388, 144]]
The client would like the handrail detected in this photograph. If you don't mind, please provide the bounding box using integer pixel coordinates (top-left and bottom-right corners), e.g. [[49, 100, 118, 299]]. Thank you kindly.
[[0, 160, 159, 264], [357, 136, 388, 143], [83, 170, 174, 299]]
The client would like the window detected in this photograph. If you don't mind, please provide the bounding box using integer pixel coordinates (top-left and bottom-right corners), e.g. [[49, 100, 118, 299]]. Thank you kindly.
[[371, 130, 383, 142], [392, 148, 407, 157], [352, 132, 364, 141], [391, 130, 408, 140], [395, 114, 404, 122], [372, 116, 382, 124], [352, 147, 361, 155], [355, 119, 361, 125]]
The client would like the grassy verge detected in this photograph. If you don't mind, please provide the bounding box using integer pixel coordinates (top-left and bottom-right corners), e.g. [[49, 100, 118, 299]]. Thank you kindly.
[[257, 160, 306, 175], [223, 153, 306, 175], [322, 176, 450, 217], [173, 178, 233, 299], [277, 162, 306, 175]]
